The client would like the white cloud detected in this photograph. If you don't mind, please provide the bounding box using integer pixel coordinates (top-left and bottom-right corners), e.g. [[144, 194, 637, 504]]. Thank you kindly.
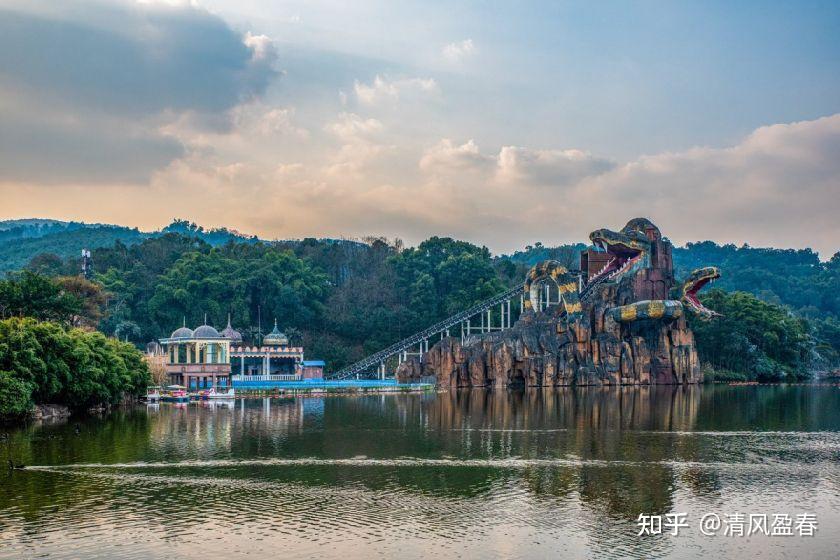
[[419, 139, 494, 176], [258, 108, 308, 138], [442, 39, 476, 62], [354, 75, 439, 105], [324, 142, 392, 178], [325, 112, 383, 140], [496, 147, 615, 185], [580, 114, 840, 251], [243, 32, 276, 63], [420, 141, 614, 186], [410, 115, 840, 255]]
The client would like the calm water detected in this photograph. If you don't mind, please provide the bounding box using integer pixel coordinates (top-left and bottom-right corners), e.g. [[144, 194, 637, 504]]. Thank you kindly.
[[2, 385, 840, 559]]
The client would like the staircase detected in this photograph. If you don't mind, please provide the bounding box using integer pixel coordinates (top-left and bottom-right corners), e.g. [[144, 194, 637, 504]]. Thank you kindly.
[[328, 271, 612, 380]]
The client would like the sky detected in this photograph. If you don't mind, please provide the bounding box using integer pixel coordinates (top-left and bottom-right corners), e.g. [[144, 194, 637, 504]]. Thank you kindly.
[[1, 0, 839, 256]]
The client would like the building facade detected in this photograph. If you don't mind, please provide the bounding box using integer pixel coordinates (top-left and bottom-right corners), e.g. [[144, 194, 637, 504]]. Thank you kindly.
[[229, 321, 306, 380], [159, 318, 323, 388], [158, 322, 231, 389]]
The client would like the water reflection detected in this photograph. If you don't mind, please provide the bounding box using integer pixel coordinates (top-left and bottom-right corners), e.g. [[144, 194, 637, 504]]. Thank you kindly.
[[2, 385, 840, 559]]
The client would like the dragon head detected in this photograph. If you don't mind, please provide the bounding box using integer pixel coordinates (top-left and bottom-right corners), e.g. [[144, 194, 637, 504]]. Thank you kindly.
[[588, 218, 658, 283], [680, 266, 722, 320]]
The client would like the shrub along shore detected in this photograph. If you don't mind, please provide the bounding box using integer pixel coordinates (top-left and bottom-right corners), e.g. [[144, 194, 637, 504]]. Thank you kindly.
[[0, 317, 149, 421]]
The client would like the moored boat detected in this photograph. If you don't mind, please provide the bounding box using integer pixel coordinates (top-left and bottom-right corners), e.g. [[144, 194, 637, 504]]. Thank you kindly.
[[162, 385, 190, 403], [145, 385, 162, 403], [204, 387, 235, 399]]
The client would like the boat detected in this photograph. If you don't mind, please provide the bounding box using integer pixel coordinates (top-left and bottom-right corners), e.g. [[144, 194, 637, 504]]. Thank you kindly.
[[145, 385, 162, 403], [203, 387, 235, 400], [162, 385, 190, 403]]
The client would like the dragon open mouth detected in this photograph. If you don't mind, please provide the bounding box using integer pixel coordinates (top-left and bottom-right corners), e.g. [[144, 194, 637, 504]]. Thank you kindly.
[[682, 267, 721, 317], [589, 237, 645, 283]]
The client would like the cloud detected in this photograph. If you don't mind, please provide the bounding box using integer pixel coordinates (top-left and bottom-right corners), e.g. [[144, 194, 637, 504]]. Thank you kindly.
[[442, 39, 476, 62], [325, 112, 384, 140], [411, 115, 840, 255], [229, 104, 308, 138], [496, 147, 615, 185], [0, 104, 184, 184], [581, 114, 840, 251], [0, 0, 279, 183], [419, 139, 495, 176], [2, 84, 838, 257], [419, 140, 614, 186], [353, 75, 438, 105]]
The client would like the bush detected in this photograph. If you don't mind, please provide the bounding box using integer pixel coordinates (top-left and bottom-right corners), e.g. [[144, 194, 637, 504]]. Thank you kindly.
[[0, 370, 33, 417], [0, 317, 150, 418]]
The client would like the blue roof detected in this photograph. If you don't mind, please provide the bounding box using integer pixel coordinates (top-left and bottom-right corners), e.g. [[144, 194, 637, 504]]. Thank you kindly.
[[302, 360, 325, 367]]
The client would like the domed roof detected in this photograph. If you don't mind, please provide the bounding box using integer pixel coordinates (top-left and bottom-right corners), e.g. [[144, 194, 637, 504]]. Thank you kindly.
[[193, 324, 221, 339], [221, 315, 242, 343], [170, 319, 194, 339], [262, 319, 288, 346]]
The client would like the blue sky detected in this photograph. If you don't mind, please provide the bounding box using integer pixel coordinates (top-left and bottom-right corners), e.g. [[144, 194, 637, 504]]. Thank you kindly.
[[1, 0, 839, 255]]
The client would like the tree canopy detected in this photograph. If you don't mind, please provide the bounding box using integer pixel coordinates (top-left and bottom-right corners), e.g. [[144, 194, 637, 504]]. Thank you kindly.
[[0, 317, 149, 418], [689, 289, 812, 380]]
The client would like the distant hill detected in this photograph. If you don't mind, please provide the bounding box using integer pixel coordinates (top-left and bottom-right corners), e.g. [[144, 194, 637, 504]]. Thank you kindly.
[[0, 219, 89, 244], [0, 218, 67, 231], [0, 225, 149, 274], [2, 217, 837, 323], [0, 218, 260, 274]]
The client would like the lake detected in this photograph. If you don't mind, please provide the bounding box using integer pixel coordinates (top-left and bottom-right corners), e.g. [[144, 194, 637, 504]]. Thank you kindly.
[[2, 385, 840, 559]]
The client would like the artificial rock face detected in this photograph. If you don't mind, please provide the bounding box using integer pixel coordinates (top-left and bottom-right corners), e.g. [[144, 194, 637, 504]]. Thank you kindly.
[[397, 219, 707, 387]]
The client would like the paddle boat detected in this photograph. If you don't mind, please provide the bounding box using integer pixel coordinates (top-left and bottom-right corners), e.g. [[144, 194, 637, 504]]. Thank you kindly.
[[201, 387, 236, 400], [162, 385, 190, 403]]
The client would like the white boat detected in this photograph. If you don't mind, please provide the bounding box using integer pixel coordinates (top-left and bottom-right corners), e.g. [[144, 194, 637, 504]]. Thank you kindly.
[[204, 387, 235, 399]]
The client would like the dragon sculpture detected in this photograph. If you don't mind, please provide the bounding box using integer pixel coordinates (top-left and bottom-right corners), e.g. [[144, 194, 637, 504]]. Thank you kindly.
[[523, 218, 720, 325], [523, 261, 582, 318], [397, 217, 722, 387]]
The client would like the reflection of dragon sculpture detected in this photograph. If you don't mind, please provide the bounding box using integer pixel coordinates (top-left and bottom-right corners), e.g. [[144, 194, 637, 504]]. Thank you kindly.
[[525, 218, 721, 324]]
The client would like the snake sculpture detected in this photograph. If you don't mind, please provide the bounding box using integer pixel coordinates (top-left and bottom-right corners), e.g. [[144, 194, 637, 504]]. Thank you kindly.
[[522, 260, 583, 319], [523, 218, 722, 323]]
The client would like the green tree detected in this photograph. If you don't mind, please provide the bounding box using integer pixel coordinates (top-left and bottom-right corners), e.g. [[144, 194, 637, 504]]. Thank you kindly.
[[0, 271, 82, 323], [114, 320, 142, 342], [0, 317, 149, 418], [147, 246, 328, 341], [390, 237, 505, 332], [689, 289, 812, 380]]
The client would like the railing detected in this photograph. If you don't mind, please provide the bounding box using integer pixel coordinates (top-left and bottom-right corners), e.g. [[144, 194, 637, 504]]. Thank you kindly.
[[231, 374, 300, 382], [230, 346, 304, 355], [329, 283, 524, 380], [165, 364, 231, 373], [329, 271, 605, 381]]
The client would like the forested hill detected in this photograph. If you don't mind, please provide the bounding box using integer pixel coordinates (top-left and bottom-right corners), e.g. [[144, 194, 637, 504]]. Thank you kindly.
[[0, 221, 837, 376], [673, 241, 838, 317], [0, 219, 259, 274]]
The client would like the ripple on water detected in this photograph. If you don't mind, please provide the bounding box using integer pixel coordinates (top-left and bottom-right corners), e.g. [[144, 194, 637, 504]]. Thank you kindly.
[[4, 387, 840, 560]]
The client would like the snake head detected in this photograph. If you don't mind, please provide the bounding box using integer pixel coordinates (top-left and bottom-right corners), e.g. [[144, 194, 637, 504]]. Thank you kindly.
[[588, 221, 653, 284], [681, 266, 722, 320]]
